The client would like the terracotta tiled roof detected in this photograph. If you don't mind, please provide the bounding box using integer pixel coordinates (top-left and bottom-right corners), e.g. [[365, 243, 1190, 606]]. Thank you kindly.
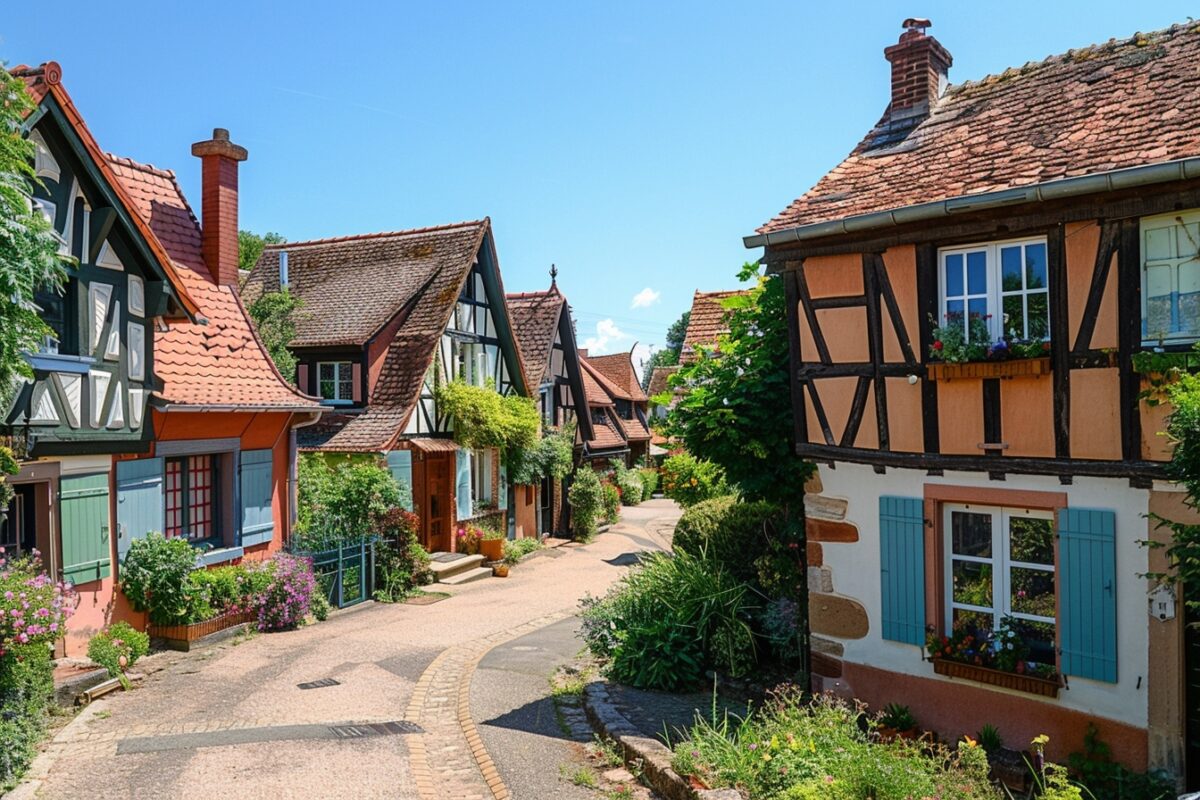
[[618, 415, 651, 442], [647, 365, 680, 397], [586, 352, 647, 402], [579, 360, 615, 406], [506, 288, 564, 387], [588, 408, 628, 452], [759, 23, 1200, 234], [107, 156, 320, 410], [244, 221, 488, 347], [580, 357, 630, 402], [681, 290, 748, 363]]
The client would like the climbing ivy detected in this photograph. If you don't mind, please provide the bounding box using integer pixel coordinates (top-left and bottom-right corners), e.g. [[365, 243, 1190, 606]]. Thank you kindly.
[[436, 380, 539, 452]]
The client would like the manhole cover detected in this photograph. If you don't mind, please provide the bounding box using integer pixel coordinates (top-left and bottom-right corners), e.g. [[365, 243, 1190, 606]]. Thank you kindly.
[[297, 678, 341, 690], [328, 721, 422, 738]]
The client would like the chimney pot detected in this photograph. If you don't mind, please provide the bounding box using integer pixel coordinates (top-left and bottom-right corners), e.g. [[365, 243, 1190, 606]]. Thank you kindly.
[[191, 129, 248, 288], [884, 18, 952, 119]]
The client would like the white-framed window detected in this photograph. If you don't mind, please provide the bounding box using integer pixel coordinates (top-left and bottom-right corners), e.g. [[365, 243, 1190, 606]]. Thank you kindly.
[[938, 237, 1049, 344], [453, 340, 490, 387], [472, 449, 492, 506], [1141, 209, 1200, 345], [317, 361, 354, 403], [943, 503, 1057, 666]]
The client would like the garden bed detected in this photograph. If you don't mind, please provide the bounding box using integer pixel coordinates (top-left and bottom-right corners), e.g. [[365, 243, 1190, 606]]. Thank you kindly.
[[148, 610, 255, 651], [931, 657, 1061, 698], [927, 357, 1051, 381]]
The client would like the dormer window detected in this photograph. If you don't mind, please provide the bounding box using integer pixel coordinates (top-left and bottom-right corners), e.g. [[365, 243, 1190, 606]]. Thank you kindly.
[[1141, 209, 1200, 345], [938, 237, 1049, 346], [317, 361, 354, 404]]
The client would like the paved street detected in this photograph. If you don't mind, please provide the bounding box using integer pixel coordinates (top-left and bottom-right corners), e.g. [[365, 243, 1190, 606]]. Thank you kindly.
[[22, 501, 678, 800]]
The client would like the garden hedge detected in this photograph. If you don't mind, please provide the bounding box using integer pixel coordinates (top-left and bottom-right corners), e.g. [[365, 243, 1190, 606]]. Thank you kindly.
[[672, 496, 781, 589]]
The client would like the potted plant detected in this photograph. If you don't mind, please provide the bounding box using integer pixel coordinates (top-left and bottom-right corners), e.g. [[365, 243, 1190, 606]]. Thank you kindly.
[[876, 702, 919, 741], [926, 619, 1061, 698], [927, 312, 1052, 381], [455, 525, 483, 556], [479, 528, 505, 562]]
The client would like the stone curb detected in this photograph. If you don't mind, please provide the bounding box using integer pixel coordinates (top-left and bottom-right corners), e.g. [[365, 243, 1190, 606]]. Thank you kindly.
[[582, 681, 740, 800]]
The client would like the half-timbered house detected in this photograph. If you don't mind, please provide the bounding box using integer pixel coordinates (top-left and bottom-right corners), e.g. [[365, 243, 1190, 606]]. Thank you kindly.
[[3, 63, 321, 654], [746, 20, 1200, 781], [578, 352, 651, 467], [506, 274, 592, 535], [243, 219, 534, 553]]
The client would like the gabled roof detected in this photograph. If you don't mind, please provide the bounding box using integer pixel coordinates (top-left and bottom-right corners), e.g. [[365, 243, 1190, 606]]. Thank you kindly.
[[758, 22, 1200, 236], [586, 352, 647, 402], [580, 357, 630, 403], [11, 62, 202, 319], [107, 156, 320, 410], [580, 354, 651, 445], [587, 408, 629, 454], [243, 221, 489, 348], [506, 287, 565, 386], [647, 365, 680, 397], [681, 290, 748, 363]]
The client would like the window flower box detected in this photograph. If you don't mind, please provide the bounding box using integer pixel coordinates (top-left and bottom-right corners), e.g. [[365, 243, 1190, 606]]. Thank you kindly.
[[931, 656, 1061, 698], [147, 609, 255, 651], [926, 357, 1051, 382]]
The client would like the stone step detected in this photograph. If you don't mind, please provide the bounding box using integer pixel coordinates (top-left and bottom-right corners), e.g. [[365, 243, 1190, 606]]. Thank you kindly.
[[437, 566, 494, 586], [428, 552, 485, 582]]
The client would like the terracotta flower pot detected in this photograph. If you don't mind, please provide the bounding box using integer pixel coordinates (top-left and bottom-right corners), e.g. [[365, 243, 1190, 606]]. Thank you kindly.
[[480, 538, 504, 562], [492, 564, 509, 577]]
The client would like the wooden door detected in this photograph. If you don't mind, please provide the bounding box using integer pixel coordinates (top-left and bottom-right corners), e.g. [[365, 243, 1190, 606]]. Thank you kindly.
[[426, 454, 451, 552]]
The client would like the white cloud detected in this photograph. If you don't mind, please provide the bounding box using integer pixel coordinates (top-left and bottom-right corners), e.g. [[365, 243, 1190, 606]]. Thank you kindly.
[[630, 287, 661, 309], [581, 318, 631, 355]]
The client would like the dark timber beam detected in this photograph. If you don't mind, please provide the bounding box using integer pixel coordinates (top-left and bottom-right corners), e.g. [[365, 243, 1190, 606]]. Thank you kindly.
[[863, 253, 890, 450], [794, 266, 832, 365], [783, 268, 809, 445], [1117, 219, 1143, 462], [915, 243, 940, 455], [1048, 224, 1070, 459]]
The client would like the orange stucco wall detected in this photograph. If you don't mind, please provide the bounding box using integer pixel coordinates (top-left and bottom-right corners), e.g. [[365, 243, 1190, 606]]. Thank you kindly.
[[1066, 221, 1118, 351], [880, 245, 919, 363], [885, 376, 923, 453], [1071, 368, 1122, 460], [936, 379, 983, 455], [804, 254, 863, 298], [999, 375, 1054, 457]]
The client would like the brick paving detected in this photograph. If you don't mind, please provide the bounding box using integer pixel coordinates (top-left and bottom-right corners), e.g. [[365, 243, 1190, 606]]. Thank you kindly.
[[19, 500, 681, 800]]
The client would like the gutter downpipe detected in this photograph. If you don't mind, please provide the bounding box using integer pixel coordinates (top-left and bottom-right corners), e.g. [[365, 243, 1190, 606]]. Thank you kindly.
[[743, 156, 1200, 250]]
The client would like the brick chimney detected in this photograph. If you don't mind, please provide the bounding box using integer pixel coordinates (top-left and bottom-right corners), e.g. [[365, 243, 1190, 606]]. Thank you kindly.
[[884, 18, 952, 118], [191, 128, 248, 287]]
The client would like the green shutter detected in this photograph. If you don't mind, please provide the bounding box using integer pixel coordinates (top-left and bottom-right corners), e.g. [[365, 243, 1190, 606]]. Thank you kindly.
[[1059, 508, 1118, 683], [386, 450, 414, 511], [60, 473, 112, 585], [116, 457, 163, 561], [497, 460, 508, 511], [239, 449, 275, 547], [879, 496, 926, 646], [456, 449, 472, 522]]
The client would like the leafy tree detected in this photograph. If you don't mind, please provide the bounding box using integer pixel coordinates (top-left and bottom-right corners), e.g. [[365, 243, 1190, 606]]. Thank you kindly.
[[1, 68, 70, 508], [665, 310, 690, 353], [237, 229, 285, 273], [247, 289, 301, 382]]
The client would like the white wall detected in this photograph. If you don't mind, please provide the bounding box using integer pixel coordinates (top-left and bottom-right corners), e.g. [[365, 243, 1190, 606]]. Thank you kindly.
[[816, 461, 1151, 728]]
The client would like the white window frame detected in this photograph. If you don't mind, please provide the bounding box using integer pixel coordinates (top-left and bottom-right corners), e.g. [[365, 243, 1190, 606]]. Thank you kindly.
[[317, 361, 354, 405], [1140, 208, 1200, 346], [471, 449, 492, 505], [943, 503, 1057, 658], [938, 236, 1050, 344]]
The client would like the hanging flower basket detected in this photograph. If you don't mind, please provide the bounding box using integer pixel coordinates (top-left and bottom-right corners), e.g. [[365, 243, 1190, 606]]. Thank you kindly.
[[931, 657, 1061, 698], [927, 357, 1052, 382]]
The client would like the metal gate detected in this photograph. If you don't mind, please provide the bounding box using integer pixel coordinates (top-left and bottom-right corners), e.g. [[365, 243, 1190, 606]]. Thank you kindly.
[[293, 539, 375, 609]]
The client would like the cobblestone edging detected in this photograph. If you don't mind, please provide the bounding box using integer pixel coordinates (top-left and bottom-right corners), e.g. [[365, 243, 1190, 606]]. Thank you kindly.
[[582, 681, 740, 800], [405, 610, 575, 800]]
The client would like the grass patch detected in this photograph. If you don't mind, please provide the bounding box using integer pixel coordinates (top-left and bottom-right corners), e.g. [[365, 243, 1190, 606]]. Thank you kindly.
[[559, 764, 598, 788], [588, 735, 624, 768]]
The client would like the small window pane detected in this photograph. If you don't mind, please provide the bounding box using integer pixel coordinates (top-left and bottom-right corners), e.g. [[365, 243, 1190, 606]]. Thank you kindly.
[[967, 299, 989, 334], [945, 254, 964, 296], [1008, 618, 1056, 665], [946, 299, 964, 319], [951, 511, 992, 557], [1010, 567, 1055, 616], [1003, 295, 1024, 339], [1009, 517, 1054, 564], [1144, 226, 1174, 261], [966, 251, 987, 294], [952, 608, 993, 636], [1025, 243, 1048, 289], [1001, 246, 1023, 290], [952, 560, 993, 607], [1027, 293, 1049, 339]]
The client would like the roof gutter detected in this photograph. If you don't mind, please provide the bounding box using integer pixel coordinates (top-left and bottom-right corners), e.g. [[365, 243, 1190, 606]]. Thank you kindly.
[[743, 156, 1200, 250], [158, 404, 325, 414]]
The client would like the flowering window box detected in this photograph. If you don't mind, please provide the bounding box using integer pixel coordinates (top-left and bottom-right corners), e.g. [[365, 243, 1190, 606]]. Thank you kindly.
[[930, 656, 1061, 698], [926, 357, 1051, 382], [147, 609, 255, 651]]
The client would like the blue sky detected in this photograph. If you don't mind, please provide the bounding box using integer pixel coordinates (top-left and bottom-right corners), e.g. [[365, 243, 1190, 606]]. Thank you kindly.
[[3, 2, 1192, 369]]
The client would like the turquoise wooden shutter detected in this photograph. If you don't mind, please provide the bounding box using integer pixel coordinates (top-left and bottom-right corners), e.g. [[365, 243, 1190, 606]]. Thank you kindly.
[[386, 450, 414, 511], [239, 449, 275, 547], [455, 449, 472, 522], [879, 496, 926, 646], [60, 473, 112, 585], [116, 457, 163, 561], [498, 460, 508, 511], [1059, 508, 1117, 683]]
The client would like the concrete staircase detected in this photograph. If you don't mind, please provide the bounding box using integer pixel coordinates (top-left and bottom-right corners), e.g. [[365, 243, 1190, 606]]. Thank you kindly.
[[428, 552, 492, 585]]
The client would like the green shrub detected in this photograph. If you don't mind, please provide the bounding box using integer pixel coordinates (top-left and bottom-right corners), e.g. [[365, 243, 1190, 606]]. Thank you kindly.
[[502, 537, 541, 565], [601, 481, 621, 523], [1067, 724, 1175, 800], [661, 454, 728, 507], [638, 468, 658, 501], [120, 533, 198, 625], [87, 621, 150, 677], [613, 465, 644, 507], [0, 645, 54, 790], [187, 563, 273, 622], [507, 426, 575, 484], [569, 468, 604, 540], [373, 508, 433, 602], [295, 456, 408, 549], [673, 497, 780, 588], [674, 691, 999, 800], [579, 550, 757, 690]]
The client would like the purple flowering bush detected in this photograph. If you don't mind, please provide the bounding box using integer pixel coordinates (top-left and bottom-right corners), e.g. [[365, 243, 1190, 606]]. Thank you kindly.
[[255, 554, 317, 631], [0, 549, 76, 656]]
